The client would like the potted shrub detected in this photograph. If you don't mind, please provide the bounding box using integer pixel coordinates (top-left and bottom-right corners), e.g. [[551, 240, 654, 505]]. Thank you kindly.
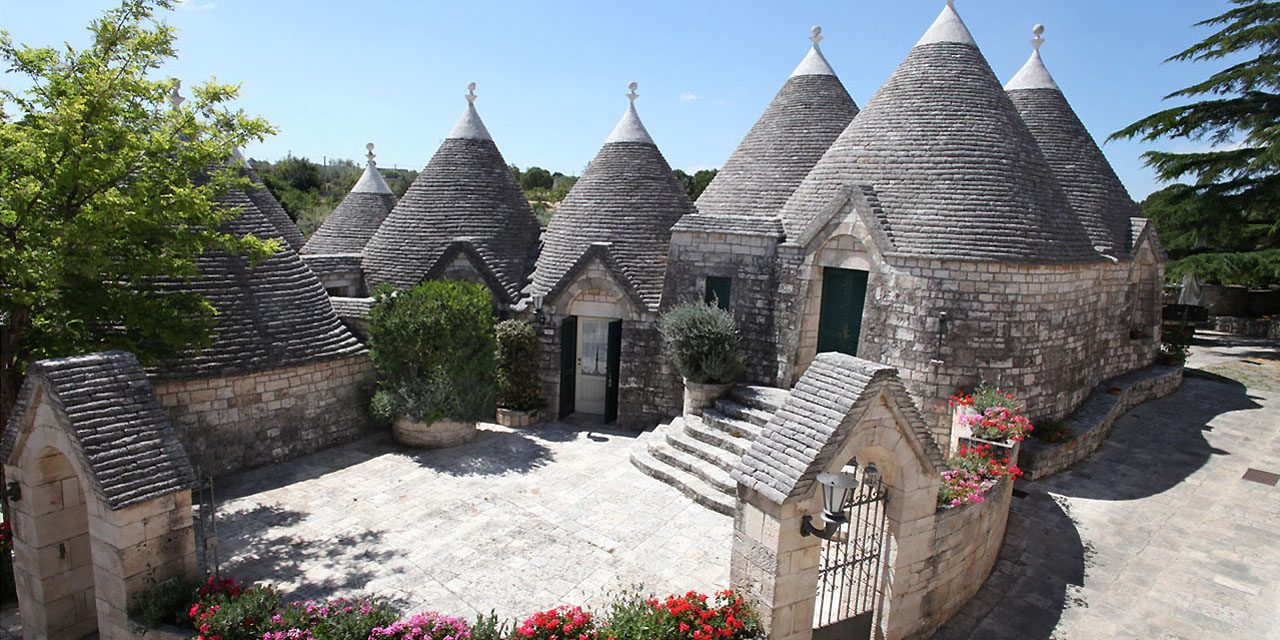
[[494, 319, 543, 427], [368, 281, 497, 448], [660, 301, 745, 416]]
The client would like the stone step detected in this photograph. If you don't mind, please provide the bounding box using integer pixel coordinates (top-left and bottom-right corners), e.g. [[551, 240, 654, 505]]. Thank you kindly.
[[702, 408, 763, 441], [713, 398, 775, 429], [664, 418, 741, 474], [630, 446, 734, 516], [683, 414, 751, 457], [648, 432, 736, 495], [728, 385, 789, 413]]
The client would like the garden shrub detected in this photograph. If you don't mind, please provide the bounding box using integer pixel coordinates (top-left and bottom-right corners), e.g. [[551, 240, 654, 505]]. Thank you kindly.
[[190, 582, 280, 640], [938, 443, 1023, 508], [369, 612, 471, 640], [495, 320, 543, 411], [517, 606, 598, 640], [1159, 325, 1192, 365], [136, 575, 197, 628], [659, 301, 745, 385], [471, 611, 513, 640], [1033, 419, 1074, 444], [368, 281, 497, 424], [599, 589, 761, 640]]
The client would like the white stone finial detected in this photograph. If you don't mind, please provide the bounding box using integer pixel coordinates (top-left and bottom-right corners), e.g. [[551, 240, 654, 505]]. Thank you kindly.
[[947, 0, 955, 7], [792, 25, 837, 77], [1005, 23, 1060, 91], [466, 82, 477, 104], [1032, 24, 1045, 51], [627, 81, 639, 104], [365, 142, 376, 164], [810, 25, 823, 45], [168, 78, 185, 110], [917, 0, 976, 47]]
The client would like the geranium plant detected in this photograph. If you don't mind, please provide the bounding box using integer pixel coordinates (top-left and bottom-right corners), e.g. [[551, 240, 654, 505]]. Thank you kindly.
[[369, 611, 471, 640], [938, 443, 1023, 508], [957, 405, 1033, 443], [268, 597, 398, 640], [516, 606, 598, 640]]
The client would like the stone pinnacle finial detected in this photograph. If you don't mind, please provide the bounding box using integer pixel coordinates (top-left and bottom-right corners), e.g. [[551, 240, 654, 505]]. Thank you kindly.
[[466, 82, 478, 104], [627, 82, 639, 105], [366, 142, 376, 164], [810, 25, 823, 46], [947, 0, 956, 8], [169, 78, 185, 110], [1032, 24, 1046, 51]]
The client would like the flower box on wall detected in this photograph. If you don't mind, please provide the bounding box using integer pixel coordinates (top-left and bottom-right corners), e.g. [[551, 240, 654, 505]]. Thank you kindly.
[[496, 407, 540, 428]]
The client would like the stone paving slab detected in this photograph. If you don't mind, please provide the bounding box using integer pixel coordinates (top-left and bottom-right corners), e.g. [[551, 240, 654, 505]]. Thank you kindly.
[[933, 333, 1280, 640], [211, 421, 731, 621]]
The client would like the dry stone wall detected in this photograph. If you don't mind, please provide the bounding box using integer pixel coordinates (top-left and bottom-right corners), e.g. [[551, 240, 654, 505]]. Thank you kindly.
[[664, 229, 781, 385], [153, 354, 376, 475]]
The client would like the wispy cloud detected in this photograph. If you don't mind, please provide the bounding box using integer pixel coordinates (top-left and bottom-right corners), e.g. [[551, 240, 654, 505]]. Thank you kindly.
[[176, 0, 217, 11], [679, 92, 702, 103]]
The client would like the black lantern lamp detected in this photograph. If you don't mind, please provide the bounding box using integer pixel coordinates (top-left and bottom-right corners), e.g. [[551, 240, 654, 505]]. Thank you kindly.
[[801, 472, 858, 539]]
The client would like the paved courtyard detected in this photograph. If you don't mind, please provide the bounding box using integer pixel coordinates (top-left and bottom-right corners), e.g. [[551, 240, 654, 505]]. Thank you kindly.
[[212, 420, 731, 620], [934, 332, 1280, 640]]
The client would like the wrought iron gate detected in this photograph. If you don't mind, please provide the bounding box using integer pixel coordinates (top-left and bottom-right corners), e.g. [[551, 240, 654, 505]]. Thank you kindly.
[[813, 464, 888, 640]]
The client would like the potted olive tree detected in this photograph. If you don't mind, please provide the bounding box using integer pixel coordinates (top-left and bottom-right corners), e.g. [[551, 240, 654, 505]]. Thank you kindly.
[[494, 319, 544, 427], [368, 281, 496, 448], [660, 301, 746, 417]]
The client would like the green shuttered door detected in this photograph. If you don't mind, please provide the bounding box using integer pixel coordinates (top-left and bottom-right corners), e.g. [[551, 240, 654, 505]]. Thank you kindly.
[[817, 267, 869, 356]]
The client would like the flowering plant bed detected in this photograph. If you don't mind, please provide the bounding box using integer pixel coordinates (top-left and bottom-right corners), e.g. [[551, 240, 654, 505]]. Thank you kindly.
[[517, 605, 599, 640], [938, 442, 1023, 508], [950, 386, 1033, 444]]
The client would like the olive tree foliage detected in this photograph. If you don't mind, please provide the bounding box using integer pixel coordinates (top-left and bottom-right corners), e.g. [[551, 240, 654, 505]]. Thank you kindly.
[[0, 0, 276, 423], [659, 301, 745, 385]]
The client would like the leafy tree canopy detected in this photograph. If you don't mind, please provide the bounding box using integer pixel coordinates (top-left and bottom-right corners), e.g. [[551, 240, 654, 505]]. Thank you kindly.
[[1112, 0, 1280, 251], [673, 168, 718, 201], [0, 0, 274, 414], [519, 166, 553, 191]]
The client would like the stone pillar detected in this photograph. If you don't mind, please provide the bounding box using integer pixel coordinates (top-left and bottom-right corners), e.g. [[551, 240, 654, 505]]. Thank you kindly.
[[730, 488, 822, 640]]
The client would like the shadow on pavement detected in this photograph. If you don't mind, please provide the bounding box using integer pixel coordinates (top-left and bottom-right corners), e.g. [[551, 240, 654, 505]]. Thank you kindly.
[[932, 492, 1086, 640], [1037, 373, 1258, 502], [405, 427, 554, 476]]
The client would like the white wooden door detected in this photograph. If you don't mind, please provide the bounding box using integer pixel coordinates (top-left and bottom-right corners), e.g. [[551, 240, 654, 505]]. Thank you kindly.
[[575, 317, 610, 415]]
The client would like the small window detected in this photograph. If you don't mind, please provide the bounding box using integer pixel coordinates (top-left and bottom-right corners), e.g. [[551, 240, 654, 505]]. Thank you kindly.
[[705, 276, 732, 310]]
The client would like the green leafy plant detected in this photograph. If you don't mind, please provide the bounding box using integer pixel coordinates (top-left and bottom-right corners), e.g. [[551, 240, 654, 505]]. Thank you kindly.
[[471, 611, 512, 640], [659, 301, 745, 385], [268, 598, 398, 640], [1033, 419, 1075, 445], [135, 575, 196, 628], [495, 320, 543, 411], [1160, 326, 1193, 365], [190, 584, 280, 640], [368, 281, 497, 424]]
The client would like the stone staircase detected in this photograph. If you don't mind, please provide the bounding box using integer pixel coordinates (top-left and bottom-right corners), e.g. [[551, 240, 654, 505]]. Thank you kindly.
[[631, 385, 788, 515]]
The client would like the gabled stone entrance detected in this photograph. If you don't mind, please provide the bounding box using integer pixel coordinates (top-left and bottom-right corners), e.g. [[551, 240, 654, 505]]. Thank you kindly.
[[2, 352, 198, 640]]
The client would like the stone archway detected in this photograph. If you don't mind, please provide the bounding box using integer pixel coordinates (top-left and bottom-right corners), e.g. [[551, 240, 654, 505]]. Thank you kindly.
[[2, 351, 198, 640], [731, 353, 947, 640]]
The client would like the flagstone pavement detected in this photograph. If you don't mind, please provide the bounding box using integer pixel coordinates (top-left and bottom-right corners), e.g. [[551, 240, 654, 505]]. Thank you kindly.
[[933, 331, 1280, 640], [210, 419, 732, 621]]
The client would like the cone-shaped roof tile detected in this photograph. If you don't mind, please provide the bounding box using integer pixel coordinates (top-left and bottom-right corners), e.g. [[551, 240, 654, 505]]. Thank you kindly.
[[302, 147, 397, 255], [1006, 27, 1135, 257], [362, 91, 540, 303], [531, 85, 695, 310], [153, 188, 366, 379], [778, 3, 1097, 263], [694, 28, 859, 220]]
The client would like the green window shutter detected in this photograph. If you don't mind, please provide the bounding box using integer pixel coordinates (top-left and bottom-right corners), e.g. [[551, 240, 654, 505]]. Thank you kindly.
[[705, 276, 732, 310]]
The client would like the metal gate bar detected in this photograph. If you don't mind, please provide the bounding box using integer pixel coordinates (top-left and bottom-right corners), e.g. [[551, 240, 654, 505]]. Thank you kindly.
[[814, 464, 888, 639]]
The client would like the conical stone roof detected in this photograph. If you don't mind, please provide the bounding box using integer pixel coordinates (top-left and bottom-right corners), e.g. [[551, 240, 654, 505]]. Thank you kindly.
[[1006, 27, 1135, 258], [361, 87, 541, 303], [694, 27, 859, 219], [302, 145, 398, 255], [242, 160, 306, 251], [530, 84, 696, 310], [154, 187, 365, 379], [778, 3, 1097, 263]]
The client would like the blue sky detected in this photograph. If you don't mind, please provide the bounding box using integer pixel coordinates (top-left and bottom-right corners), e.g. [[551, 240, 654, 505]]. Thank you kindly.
[[4, 1, 1238, 199]]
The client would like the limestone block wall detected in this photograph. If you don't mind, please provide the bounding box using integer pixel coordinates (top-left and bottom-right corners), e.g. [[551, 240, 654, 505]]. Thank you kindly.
[[907, 480, 1014, 638], [316, 271, 366, 298], [664, 229, 781, 385], [152, 354, 376, 475], [777, 251, 1162, 443]]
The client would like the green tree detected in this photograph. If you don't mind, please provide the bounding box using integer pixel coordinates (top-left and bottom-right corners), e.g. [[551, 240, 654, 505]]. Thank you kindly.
[[0, 0, 275, 423], [1112, 0, 1280, 256], [673, 168, 718, 201], [520, 165, 553, 190]]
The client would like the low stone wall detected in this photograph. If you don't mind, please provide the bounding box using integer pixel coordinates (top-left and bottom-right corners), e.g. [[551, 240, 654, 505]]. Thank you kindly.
[[1019, 364, 1183, 480], [910, 479, 1015, 638], [393, 417, 477, 448], [1201, 284, 1280, 317], [1214, 316, 1280, 340], [153, 354, 377, 476]]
